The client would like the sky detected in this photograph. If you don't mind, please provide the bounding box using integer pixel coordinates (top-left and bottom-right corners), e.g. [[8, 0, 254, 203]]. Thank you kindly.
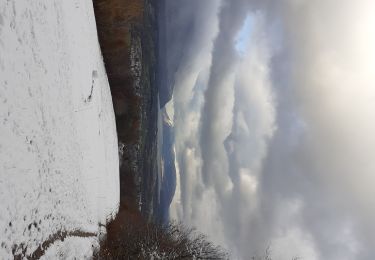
[[165, 0, 375, 259]]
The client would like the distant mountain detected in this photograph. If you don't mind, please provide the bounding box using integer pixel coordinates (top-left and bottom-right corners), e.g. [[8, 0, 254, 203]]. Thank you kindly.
[[157, 0, 172, 108], [158, 0, 193, 108], [156, 109, 177, 223]]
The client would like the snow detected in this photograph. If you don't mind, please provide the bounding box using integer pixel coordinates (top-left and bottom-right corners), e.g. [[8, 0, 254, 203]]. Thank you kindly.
[[0, 0, 119, 259]]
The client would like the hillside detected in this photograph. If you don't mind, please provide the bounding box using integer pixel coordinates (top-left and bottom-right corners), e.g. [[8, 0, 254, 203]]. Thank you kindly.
[[94, 0, 160, 222], [0, 1, 119, 258]]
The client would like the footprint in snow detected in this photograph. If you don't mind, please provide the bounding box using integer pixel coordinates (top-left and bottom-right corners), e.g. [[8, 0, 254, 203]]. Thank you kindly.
[[84, 70, 98, 103]]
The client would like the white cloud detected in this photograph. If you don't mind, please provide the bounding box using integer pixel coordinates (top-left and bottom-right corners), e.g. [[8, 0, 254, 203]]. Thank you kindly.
[[271, 227, 319, 260]]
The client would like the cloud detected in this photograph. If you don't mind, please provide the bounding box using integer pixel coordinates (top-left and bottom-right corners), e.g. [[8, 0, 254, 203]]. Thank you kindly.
[[166, 0, 375, 259], [262, 1, 375, 259], [199, 0, 249, 189]]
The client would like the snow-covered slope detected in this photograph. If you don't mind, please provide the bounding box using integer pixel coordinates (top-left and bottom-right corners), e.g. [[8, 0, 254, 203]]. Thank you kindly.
[[0, 0, 119, 259]]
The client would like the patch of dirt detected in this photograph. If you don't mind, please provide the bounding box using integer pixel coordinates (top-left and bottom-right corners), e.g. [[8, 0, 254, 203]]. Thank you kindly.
[[13, 230, 96, 260]]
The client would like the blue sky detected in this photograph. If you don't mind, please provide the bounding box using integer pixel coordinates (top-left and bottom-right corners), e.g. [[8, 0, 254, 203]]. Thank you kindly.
[[235, 14, 254, 55]]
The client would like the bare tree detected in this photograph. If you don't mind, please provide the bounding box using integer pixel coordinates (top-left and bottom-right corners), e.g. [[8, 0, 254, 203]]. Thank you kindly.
[[95, 221, 228, 259]]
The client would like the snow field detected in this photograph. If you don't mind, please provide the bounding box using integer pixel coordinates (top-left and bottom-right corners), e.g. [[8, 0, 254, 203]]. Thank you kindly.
[[0, 0, 119, 258]]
